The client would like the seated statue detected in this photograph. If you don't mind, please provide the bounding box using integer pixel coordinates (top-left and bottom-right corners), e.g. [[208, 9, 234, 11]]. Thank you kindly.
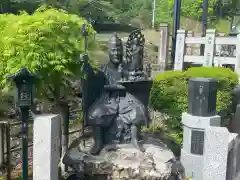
[[82, 33, 150, 155]]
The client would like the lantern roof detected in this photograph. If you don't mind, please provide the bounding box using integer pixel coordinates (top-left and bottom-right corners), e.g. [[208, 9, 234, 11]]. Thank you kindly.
[[8, 68, 35, 82], [8, 68, 33, 78]]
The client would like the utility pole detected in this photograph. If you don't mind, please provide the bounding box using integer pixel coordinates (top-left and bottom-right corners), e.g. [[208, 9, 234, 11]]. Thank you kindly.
[[0, 0, 10, 14], [200, 0, 208, 55], [88, 0, 92, 23], [152, 0, 156, 29], [171, 0, 181, 68]]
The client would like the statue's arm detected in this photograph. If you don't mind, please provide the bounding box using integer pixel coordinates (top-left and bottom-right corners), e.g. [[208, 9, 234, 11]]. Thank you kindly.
[[122, 69, 129, 77]]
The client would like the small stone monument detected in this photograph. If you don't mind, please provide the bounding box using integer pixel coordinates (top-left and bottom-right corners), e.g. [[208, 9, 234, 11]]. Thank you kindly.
[[188, 77, 217, 117], [181, 78, 221, 180], [33, 115, 61, 180]]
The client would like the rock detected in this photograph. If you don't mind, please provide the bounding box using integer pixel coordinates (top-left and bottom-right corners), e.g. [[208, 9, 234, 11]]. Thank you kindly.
[[63, 135, 180, 180]]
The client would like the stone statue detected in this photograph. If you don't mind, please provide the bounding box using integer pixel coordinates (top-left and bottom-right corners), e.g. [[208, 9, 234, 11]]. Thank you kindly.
[[232, 85, 240, 113], [82, 32, 149, 155], [62, 32, 179, 180], [229, 85, 240, 133], [126, 29, 145, 80]]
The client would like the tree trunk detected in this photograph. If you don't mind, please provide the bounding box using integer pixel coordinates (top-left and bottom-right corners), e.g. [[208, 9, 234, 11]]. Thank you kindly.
[[59, 102, 70, 173]]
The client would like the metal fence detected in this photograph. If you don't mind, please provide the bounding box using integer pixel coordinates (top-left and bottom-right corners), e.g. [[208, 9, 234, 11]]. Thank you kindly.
[[0, 107, 82, 179]]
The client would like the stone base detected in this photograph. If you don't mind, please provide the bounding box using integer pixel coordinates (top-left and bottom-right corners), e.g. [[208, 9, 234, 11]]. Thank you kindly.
[[63, 136, 181, 180], [180, 112, 221, 180], [181, 149, 203, 180]]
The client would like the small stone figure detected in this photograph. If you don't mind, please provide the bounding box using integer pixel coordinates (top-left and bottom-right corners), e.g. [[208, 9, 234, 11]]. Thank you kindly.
[[130, 37, 143, 72], [83, 33, 148, 155], [126, 29, 145, 80]]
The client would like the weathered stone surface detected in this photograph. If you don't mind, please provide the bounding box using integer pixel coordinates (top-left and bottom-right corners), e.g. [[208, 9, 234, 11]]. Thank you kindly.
[[63, 135, 179, 180]]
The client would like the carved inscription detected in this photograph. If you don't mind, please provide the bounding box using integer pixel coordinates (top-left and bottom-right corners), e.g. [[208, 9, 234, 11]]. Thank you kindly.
[[191, 130, 204, 155], [205, 36, 213, 66], [177, 37, 182, 66], [195, 85, 206, 116]]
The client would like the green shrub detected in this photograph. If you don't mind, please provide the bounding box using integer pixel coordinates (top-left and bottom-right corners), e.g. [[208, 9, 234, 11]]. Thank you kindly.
[[150, 67, 239, 137], [150, 70, 188, 131], [141, 123, 164, 133], [0, 6, 97, 89], [0, 6, 99, 111]]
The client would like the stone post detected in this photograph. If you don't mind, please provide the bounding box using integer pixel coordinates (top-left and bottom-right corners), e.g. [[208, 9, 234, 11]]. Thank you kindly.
[[203, 29, 216, 67], [186, 31, 193, 55], [0, 122, 4, 167], [33, 115, 61, 180], [180, 78, 221, 180], [226, 85, 240, 180], [174, 30, 186, 70], [227, 135, 240, 180], [158, 23, 169, 71]]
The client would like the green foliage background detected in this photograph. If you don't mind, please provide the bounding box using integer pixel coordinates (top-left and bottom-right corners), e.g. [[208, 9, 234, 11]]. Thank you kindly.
[[0, 5, 97, 102], [150, 67, 239, 144], [1, 0, 237, 30]]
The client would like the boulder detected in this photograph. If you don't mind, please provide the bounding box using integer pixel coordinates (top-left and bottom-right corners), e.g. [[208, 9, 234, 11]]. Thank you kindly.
[[62, 135, 181, 180]]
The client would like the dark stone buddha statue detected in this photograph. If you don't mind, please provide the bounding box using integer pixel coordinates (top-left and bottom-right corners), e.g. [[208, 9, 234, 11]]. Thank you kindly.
[[86, 33, 149, 155]]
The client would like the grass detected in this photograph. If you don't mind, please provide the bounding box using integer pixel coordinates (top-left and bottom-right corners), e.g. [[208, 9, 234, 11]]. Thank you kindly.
[[215, 19, 231, 33]]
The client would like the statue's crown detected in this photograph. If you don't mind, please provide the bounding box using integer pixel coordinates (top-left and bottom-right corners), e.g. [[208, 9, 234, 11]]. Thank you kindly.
[[108, 32, 122, 45]]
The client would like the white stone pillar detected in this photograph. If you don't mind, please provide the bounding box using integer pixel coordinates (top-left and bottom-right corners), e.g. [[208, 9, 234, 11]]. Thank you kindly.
[[158, 23, 169, 71], [174, 30, 186, 70], [181, 113, 221, 180], [33, 114, 61, 180], [203, 29, 216, 67]]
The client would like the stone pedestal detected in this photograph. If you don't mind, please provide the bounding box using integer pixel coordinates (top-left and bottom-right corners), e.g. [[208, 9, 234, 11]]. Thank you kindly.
[[203, 127, 229, 180], [180, 112, 221, 180], [63, 134, 180, 180], [33, 114, 61, 180]]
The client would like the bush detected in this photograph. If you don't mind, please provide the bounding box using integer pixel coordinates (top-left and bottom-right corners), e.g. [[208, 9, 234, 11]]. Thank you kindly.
[[150, 67, 239, 137], [0, 5, 99, 112], [0, 5, 97, 88]]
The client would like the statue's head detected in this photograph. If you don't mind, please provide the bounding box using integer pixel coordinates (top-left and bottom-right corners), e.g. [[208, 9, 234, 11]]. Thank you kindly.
[[131, 37, 141, 49], [132, 37, 140, 45], [108, 33, 123, 65]]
